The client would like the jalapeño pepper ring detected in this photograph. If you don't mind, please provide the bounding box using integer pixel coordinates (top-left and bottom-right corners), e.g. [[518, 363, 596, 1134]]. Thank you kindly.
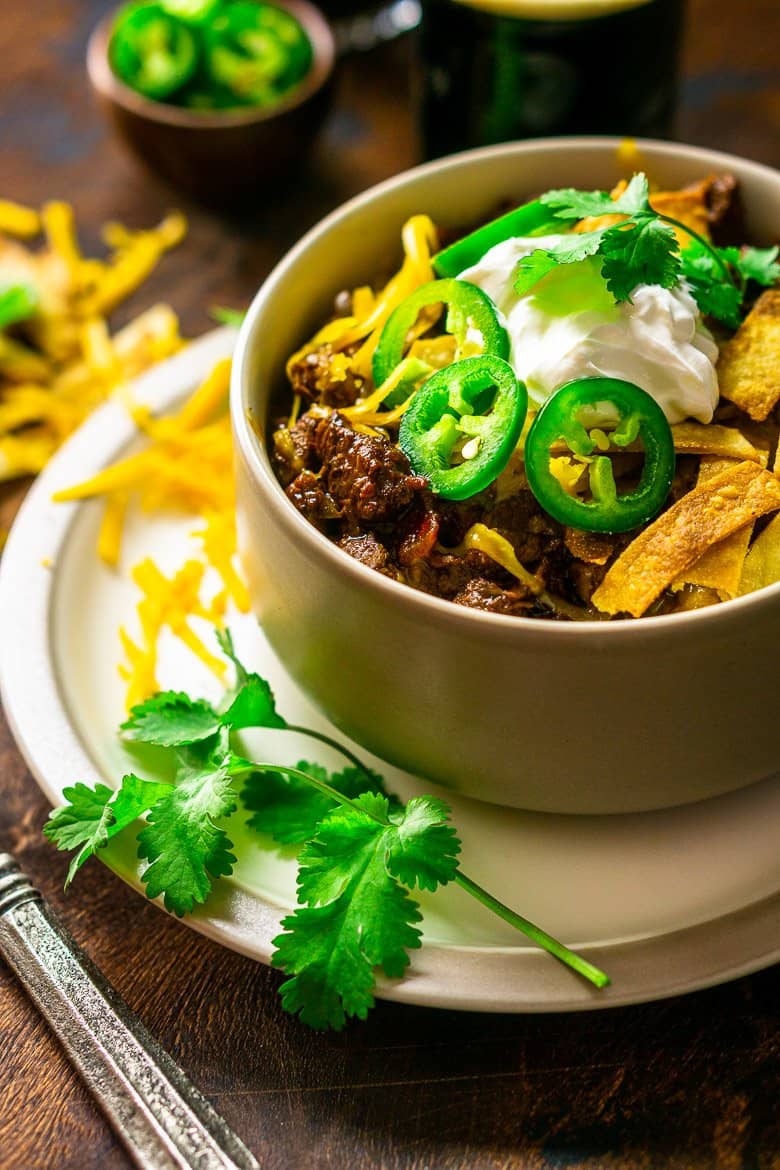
[[110, 3, 199, 101], [432, 198, 560, 279], [524, 376, 675, 534], [398, 355, 527, 501], [372, 278, 509, 398]]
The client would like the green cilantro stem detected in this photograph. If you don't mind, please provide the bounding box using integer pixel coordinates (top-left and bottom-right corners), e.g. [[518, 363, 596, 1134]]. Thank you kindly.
[[284, 724, 374, 779], [656, 213, 735, 286], [453, 871, 611, 989], [253, 763, 610, 991], [253, 762, 379, 812]]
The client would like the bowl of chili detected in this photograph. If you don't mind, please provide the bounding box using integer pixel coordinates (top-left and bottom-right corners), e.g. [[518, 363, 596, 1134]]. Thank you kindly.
[[231, 137, 780, 814], [87, 0, 335, 206]]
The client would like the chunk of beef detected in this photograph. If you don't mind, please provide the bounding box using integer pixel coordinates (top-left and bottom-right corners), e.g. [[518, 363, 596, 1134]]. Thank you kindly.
[[405, 549, 505, 599], [453, 578, 535, 615], [338, 532, 393, 574], [435, 488, 496, 547], [315, 412, 427, 525], [287, 345, 365, 408], [272, 412, 321, 486], [484, 489, 561, 565], [285, 470, 340, 530], [704, 174, 745, 245]]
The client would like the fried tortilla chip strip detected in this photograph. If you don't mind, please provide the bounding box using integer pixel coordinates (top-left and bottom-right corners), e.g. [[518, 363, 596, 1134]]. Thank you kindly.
[[670, 458, 754, 599], [592, 460, 780, 617], [738, 431, 780, 595], [668, 421, 765, 463], [649, 179, 713, 243], [717, 289, 780, 421], [738, 514, 780, 596]]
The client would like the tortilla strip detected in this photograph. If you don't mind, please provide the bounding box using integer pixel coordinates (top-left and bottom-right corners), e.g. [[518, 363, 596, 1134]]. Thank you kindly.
[[717, 289, 780, 421], [649, 181, 712, 243], [551, 422, 764, 463], [591, 460, 780, 617], [738, 514, 780, 596], [670, 458, 754, 599], [668, 421, 765, 464]]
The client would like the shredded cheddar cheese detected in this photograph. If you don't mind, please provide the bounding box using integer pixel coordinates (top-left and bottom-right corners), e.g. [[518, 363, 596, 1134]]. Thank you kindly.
[[459, 523, 544, 595], [51, 356, 248, 707], [119, 558, 228, 709], [287, 215, 439, 387], [0, 199, 186, 482]]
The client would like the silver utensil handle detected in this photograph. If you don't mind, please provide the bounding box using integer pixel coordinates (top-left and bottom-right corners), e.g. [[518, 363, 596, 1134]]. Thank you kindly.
[[0, 854, 259, 1170]]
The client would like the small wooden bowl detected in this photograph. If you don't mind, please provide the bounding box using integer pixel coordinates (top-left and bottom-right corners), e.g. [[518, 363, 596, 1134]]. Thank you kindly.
[[87, 0, 335, 207]]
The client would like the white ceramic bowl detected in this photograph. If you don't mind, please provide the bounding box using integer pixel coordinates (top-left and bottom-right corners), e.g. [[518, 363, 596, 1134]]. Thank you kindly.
[[232, 137, 780, 814]]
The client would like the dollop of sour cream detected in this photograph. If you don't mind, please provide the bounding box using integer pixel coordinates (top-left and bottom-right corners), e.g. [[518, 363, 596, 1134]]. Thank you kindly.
[[458, 235, 720, 424]]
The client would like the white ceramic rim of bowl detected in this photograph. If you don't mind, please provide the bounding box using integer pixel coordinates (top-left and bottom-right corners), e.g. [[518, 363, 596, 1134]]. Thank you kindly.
[[231, 136, 780, 645]]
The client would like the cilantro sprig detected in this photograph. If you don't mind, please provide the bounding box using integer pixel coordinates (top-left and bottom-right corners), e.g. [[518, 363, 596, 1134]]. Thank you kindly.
[[45, 631, 610, 1029], [515, 173, 779, 327]]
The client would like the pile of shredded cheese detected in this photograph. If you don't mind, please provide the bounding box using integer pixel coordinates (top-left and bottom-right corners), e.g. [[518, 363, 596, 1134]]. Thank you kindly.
[[0, 197, 185, 484], [1, 196, 251, 707], [53, 356, 249, 705]]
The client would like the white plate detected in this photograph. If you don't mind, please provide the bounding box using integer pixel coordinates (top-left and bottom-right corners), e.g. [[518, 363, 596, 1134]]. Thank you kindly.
[[1, 329, 778, 1014]]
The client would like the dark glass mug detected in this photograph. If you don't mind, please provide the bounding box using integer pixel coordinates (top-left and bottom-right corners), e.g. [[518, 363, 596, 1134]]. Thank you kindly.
[[419, 0, 685, 159]]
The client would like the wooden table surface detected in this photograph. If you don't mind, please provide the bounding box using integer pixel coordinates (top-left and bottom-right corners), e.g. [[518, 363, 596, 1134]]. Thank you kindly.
[[1, 2, 778, 1167]]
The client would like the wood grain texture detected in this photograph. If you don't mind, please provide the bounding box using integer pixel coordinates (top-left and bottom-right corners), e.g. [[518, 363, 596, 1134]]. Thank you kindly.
[[1, 1, 779, 1167]]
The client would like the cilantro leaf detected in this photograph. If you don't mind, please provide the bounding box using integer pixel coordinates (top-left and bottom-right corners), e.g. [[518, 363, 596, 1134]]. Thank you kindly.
[[540, 172, 651, 220], [216, 628, 287, 731], [385, 796, 460, 892], [680, 241, 743, 327], [47, 633, 611, 1023], [514, 230, 605, 295], [599, 214, 680, 301], [728, 245, 780, 288], [221, 675, 286, 731], [120, 629, 286, 751], [242, 759, 391, 845], [522, 173, 680, 303], [271, 793, 460, 1029], [0, 282, 39, 330], [44, 775, 171, 887], [137, 757, 238, 915], [121, 692, 221, 747], [685, 276, 743, 329]]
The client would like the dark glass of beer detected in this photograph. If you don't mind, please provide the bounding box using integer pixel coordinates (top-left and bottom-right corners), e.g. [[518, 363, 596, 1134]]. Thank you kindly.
[[419, 0, 685, 159]]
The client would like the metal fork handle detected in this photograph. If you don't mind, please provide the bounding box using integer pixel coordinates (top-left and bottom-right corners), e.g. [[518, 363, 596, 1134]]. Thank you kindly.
[[0, 853, 260, 1170]]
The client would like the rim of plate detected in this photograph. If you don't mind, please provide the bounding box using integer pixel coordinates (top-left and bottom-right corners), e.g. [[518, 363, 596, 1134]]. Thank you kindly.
[[1, 328, 778, 1014]]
